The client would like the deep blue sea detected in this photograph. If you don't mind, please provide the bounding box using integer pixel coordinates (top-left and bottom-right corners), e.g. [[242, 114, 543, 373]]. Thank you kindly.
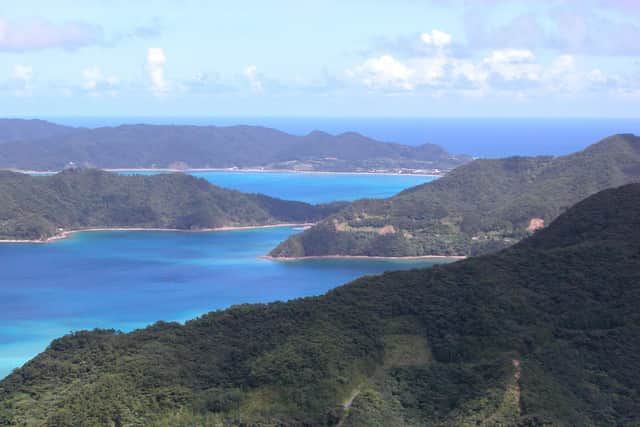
[[42, 116, 640, 158], [0, 173, 439, 379]]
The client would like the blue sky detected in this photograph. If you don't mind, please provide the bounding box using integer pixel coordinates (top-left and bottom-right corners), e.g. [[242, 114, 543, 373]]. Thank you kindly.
[[1, 0, 639, 117]]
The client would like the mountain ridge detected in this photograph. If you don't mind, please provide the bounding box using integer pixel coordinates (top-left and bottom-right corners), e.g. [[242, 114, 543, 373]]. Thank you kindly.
[[0, 119, 470, 173], [0, 169, 345, 241], [0, 119, 76, 143], [270, 133, 640, 258]]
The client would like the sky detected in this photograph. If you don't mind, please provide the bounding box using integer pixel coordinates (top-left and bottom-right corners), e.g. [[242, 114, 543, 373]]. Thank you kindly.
[[1, 0, 639, 117]]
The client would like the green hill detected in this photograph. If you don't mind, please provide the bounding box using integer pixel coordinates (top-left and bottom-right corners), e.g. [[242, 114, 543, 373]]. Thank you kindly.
[[2, 184, 639, 426], [0, 119, 73, 143], [0, 169, 345, 241], [0, 119, 470, 173], [270, 134, 640, 258]]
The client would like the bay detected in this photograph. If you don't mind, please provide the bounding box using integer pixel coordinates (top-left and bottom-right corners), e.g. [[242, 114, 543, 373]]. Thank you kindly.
[[0, 173, 443, 379]]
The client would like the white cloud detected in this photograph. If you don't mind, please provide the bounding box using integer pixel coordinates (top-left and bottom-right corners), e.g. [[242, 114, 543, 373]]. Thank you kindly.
[[483, 49, 535, 65], [147, 47, 169, 96], [543, 55, 579, 91], [346, 32, 629, 97], [412, 57, 448, 85], [348, 32, 483, 93], [243, 65, 263, 93], [82, 66, 119, 96], [12, 65, 33, 97], [346, 55, 414, 90], [537, 55, 622, 94], [420, 29, 452, 47]]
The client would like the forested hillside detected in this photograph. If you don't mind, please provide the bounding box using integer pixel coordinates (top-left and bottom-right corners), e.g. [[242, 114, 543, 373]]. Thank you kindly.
[[270, 134, 640, 258], [2, 184, 639, 426], [0, 119, 470, 172], [0, 169, 345, 240], [0, 119, 74, 143]]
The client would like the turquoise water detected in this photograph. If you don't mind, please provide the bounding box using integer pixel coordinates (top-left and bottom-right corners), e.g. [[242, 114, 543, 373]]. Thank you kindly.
[[33, 170, 433, 203], [0, 228, 453, 379], [0, 172, 436, 378], [0, 171, 441, 379], [120, 170, 434, 203]]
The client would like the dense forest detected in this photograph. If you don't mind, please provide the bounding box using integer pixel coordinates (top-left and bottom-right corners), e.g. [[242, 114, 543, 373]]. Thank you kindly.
[[0, 119, 470, 172], [0, 169, 345, 240], [270, 133, 640, 258], [2, 184, 639, 426]]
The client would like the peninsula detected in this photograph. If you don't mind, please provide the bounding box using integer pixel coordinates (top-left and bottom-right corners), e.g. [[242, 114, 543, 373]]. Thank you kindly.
[[270, 133, 640, 258], [0, 169, 346, 241]]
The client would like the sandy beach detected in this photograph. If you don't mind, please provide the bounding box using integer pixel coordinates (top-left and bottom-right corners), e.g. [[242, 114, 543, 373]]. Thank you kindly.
[[261, 254, 467, 262], [1, 225, 466, 261], [0, 223, 315, 244], [5, 167, 442, 178]]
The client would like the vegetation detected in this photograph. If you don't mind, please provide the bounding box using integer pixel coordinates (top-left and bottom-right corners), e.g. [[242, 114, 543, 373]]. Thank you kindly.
[[0, 119, 73, 143], [271, 133, 640, 258], [0, 169, 345, 240], [0, 119, 470, 172], [2, 184, 639, 426]]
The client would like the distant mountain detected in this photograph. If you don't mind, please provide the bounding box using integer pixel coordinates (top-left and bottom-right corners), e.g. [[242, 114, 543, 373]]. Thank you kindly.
[[270, 134, 640, 258], [0, 169, 345, 241], [2, 184, 639, 426], [0, 119, 471, 172], [0, 119, 74, 143]]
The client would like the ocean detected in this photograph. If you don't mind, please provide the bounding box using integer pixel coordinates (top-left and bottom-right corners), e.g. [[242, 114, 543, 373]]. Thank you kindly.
[[41, 116, 640, 158]]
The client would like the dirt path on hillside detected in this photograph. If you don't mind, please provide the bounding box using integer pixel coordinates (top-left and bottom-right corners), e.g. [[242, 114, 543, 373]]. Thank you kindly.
[[336, 388, 361, 427]]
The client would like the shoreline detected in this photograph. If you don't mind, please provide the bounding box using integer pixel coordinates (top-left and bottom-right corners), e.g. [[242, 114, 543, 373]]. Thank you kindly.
[[260, 254, 467, 262], [0, 226, 465, 261], [0, 223, 315, 244], [6, 167, 442, 178]]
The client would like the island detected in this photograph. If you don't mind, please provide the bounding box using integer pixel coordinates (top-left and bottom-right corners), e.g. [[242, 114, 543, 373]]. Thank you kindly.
[[0, 119, 471, 174]]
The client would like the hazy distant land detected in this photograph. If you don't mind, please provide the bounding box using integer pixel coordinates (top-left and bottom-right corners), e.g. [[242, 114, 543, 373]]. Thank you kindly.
[[0, 119, 471, 174]]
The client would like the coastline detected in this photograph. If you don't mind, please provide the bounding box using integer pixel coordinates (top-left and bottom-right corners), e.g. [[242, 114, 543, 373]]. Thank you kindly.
[[260, 254, 467, 262], [6, 167, 442, 178], [0, 223, 314, 244], [0, 226, 465, 261]]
